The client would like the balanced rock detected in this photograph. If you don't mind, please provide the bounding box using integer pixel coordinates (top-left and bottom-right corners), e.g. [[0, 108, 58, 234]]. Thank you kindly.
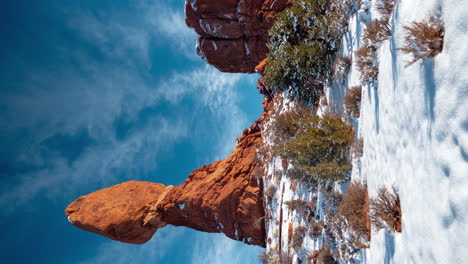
[[66, 98, 275, 247]]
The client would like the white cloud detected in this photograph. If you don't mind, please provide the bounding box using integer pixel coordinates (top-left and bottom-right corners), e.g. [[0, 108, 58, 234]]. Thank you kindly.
[[191, 232, 262, 264], [79, 226, 186, 264], [140, 0, 199, 59]]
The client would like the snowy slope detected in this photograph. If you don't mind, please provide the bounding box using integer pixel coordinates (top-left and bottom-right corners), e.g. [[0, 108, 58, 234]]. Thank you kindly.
[[345, 0, 468, 263], [262, 0, 467, 263]]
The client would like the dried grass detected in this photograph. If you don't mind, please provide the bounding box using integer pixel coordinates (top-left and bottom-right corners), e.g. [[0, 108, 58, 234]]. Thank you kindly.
[[363, 19, 392, 44], [398, 15, 444, 66], [355, 45, 378, 84], [343, 85, 362, 118], [369, 187, 402, 232]]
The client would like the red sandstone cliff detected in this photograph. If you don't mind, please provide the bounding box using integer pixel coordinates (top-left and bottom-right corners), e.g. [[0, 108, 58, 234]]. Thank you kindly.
[[185, 0, 290, 73], [66, 99, 274, 247]]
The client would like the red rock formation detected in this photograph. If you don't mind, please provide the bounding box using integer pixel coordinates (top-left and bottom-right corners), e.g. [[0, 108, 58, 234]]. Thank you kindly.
[[185, 0, 291, 73], [66, 98, 275, 247]]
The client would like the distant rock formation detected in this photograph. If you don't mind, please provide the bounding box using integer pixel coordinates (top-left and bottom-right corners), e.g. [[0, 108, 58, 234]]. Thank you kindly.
[[66, 99, 274, 247], [185, 0, 291, 73]]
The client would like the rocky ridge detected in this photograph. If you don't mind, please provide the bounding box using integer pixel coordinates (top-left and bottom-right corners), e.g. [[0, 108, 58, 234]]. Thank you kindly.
[[185, 0, 290, 73]]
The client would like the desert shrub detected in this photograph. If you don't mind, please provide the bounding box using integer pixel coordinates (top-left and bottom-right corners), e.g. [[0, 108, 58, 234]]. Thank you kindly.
[[317, 249, 337, 264], [337, 181, 370, 240], [285, 199, 307, 213], [369, 187, 402, 232], [363, 19, 392, 44], [272, 113, 354, 186], [398, 15, 444, 66], [343, 85, 362, 118], [333, 56, 352, 83], [292, 226, 307, 250], [265, 0, 357, 105], [309, 220, 324, 236], [258, 251, 272, 264], [375, 0, 395, 17], [353, 138, 364, 158], [271, 106, 315, 143], [324, 191, 343, 211], [355, 44, 378, 84], [279, 251, 294, 264], [265, 185, 277, 200]]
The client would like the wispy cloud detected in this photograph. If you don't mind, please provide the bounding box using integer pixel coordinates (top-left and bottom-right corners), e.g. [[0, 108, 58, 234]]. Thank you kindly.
[[78, 226, 186, 264], [191, 232, 262, 264], [1, 0, 261, 263]]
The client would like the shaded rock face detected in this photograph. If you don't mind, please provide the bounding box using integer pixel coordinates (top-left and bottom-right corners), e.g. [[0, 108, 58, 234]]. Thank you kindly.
[[66, 99, 274, 247], [185, 0, 291, 73]]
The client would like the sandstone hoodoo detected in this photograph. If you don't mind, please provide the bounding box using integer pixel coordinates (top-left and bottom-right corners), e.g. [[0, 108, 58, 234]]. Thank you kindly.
[[66, 99, 274, 247], [185, 0, 290, 73]]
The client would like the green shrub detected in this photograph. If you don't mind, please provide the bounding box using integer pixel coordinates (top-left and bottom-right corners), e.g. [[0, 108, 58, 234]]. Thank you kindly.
[[272, 113, 354, 185], [265, 0, 356, 105]]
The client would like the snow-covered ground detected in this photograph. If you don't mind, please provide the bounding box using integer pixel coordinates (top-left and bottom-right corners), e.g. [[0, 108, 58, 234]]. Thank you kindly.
[[262, 0, 468, 263], [341, 0, 468, 263]]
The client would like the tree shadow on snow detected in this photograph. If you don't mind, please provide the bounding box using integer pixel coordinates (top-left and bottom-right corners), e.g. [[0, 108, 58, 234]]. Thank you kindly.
[[423, 59, 436, 136], [367, 83, 380, 134], [383, 231, 396, 264], [389, 2, 400, 92]]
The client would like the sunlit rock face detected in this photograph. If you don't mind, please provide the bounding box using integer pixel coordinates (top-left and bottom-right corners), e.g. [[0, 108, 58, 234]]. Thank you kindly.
[[66, 99, 275, 247], [185, 0, 291, 73]]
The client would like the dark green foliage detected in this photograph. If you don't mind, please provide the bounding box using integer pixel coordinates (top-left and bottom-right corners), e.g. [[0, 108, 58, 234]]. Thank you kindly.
[[265, 0, 356, 105], [272, 113, 353, 185]]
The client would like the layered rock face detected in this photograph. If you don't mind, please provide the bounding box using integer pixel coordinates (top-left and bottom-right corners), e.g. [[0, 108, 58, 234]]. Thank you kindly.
[[185, 0, 290, 73], [66, 99, 274, 246]]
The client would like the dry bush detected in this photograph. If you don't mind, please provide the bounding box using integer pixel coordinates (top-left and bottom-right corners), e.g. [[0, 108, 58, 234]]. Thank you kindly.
[[279, 251, 294, 264], [258, 251, 272, 264], [333, 56, 352, 83], [398, 15, 444, 66], [284, 199, 307, 214], [292, 226, 307, 250], [355, 45, 378, 84], [343, 85, 362, 118], [265, 184, 277, 200], [375, 0, 395, 17], [369, 187, 402, 232], [337, 181, 370, 240], [324, 191, 343, 211], [363, 19, 392, 44], [309, 220, 324, 236], [353, 138, 364, 158], [317, 249, 337, 264]]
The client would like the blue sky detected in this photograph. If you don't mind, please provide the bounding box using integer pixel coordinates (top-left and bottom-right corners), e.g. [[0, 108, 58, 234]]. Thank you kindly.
[[0, 0, 264, 263]]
